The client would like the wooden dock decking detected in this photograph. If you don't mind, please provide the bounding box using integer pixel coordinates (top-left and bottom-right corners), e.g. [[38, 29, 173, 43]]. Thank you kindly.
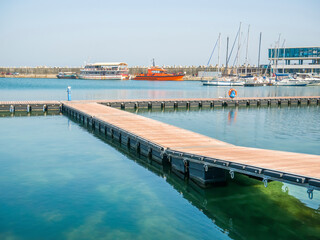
[[62, 101, 320, 196]]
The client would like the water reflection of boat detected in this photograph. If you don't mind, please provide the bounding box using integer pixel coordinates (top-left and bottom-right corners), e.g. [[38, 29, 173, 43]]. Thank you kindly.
[[228, 109, 237, 124]]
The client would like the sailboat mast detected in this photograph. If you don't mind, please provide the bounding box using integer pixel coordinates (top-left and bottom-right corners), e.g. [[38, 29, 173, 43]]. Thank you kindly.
[[245, 25, 250, 76], [218, 33, 221, 74], [237, 22, 241, 76], [204, 34, 220, 79], [225, 36, 229, 75], [275, 34, 281, 74], [282, 39, 286, 74], [257, 32, 262, 76]]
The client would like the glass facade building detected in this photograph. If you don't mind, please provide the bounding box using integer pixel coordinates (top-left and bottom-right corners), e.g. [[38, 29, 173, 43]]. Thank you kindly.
[[269, 47, 320, 59], [268, 47, 320, 73]]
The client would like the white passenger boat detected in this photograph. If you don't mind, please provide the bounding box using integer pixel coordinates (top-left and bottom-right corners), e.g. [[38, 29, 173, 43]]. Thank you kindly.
[[79, 62, 129, 80]]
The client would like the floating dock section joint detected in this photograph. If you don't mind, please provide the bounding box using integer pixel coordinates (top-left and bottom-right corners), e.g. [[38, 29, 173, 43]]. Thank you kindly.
[[168, 153, 227, 187]]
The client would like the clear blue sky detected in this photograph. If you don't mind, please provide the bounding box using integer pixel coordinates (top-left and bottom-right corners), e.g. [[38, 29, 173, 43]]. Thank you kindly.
[[0, 0, 319, 67]]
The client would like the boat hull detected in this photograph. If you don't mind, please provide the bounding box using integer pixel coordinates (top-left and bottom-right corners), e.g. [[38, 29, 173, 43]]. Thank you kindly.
[[307, 80, 320, 86], [203, 81, 244, 86], [244, 83, 266, 87], [57, 75, 78, 79], [79, 75, 125, 80], [133, 75, 184, 81], [275, 83, 307, 86]]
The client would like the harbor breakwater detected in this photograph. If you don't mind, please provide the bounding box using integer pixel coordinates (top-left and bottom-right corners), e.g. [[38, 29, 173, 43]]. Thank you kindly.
[[0, 66, 263, 79]]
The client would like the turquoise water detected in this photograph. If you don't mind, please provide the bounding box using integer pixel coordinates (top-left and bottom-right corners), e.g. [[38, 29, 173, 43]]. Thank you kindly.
[[0, 115, 230, 240], [0, 109, 319, 239], [0, 77, 319, 101], [0, 78, 319, 239]]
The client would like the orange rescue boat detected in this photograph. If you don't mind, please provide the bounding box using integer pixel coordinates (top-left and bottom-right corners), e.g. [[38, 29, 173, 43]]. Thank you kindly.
[[133, 66, 184, 81]]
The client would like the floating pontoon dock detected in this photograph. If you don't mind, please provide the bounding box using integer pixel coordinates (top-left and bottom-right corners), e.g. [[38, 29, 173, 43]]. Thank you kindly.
[[1, 97, 320, 198]]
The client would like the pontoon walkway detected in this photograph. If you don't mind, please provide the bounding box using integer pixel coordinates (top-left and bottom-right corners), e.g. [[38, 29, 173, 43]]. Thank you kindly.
[[62, 100, 320, 198]]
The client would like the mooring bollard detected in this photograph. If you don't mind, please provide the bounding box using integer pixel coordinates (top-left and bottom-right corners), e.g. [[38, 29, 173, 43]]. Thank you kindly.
[[67, 86, 71, 101]]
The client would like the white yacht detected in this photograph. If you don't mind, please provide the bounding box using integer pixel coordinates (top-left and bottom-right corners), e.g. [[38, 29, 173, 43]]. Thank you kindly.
[[274, 74, 308, 86], [241, 75, 269, 87], [295, 73, 320, 86], [203, 77, 244, 86]]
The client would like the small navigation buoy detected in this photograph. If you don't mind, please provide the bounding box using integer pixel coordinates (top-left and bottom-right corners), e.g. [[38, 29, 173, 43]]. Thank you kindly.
[[228, 88, 237, 99], [67, 86, 71, 101]]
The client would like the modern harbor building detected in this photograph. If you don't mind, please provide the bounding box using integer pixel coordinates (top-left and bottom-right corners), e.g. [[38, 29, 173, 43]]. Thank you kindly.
[[268, 47, 320, 74]]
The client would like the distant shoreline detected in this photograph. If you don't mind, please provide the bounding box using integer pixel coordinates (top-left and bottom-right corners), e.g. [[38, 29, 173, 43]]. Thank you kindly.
[[0, 74, 57, 79], [0, 65, 263, 78], [0, 74, 208, 81]]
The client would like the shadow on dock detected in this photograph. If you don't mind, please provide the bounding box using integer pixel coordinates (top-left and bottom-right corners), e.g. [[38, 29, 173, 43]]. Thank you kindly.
[[66, 113, 320, 240]]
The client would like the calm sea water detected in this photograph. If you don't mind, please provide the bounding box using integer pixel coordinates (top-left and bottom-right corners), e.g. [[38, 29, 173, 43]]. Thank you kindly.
[[0, 112, 319, 240], [0, 115, 224, 240], [0, 78, 319, 239], [0, 77, 319, 101]]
